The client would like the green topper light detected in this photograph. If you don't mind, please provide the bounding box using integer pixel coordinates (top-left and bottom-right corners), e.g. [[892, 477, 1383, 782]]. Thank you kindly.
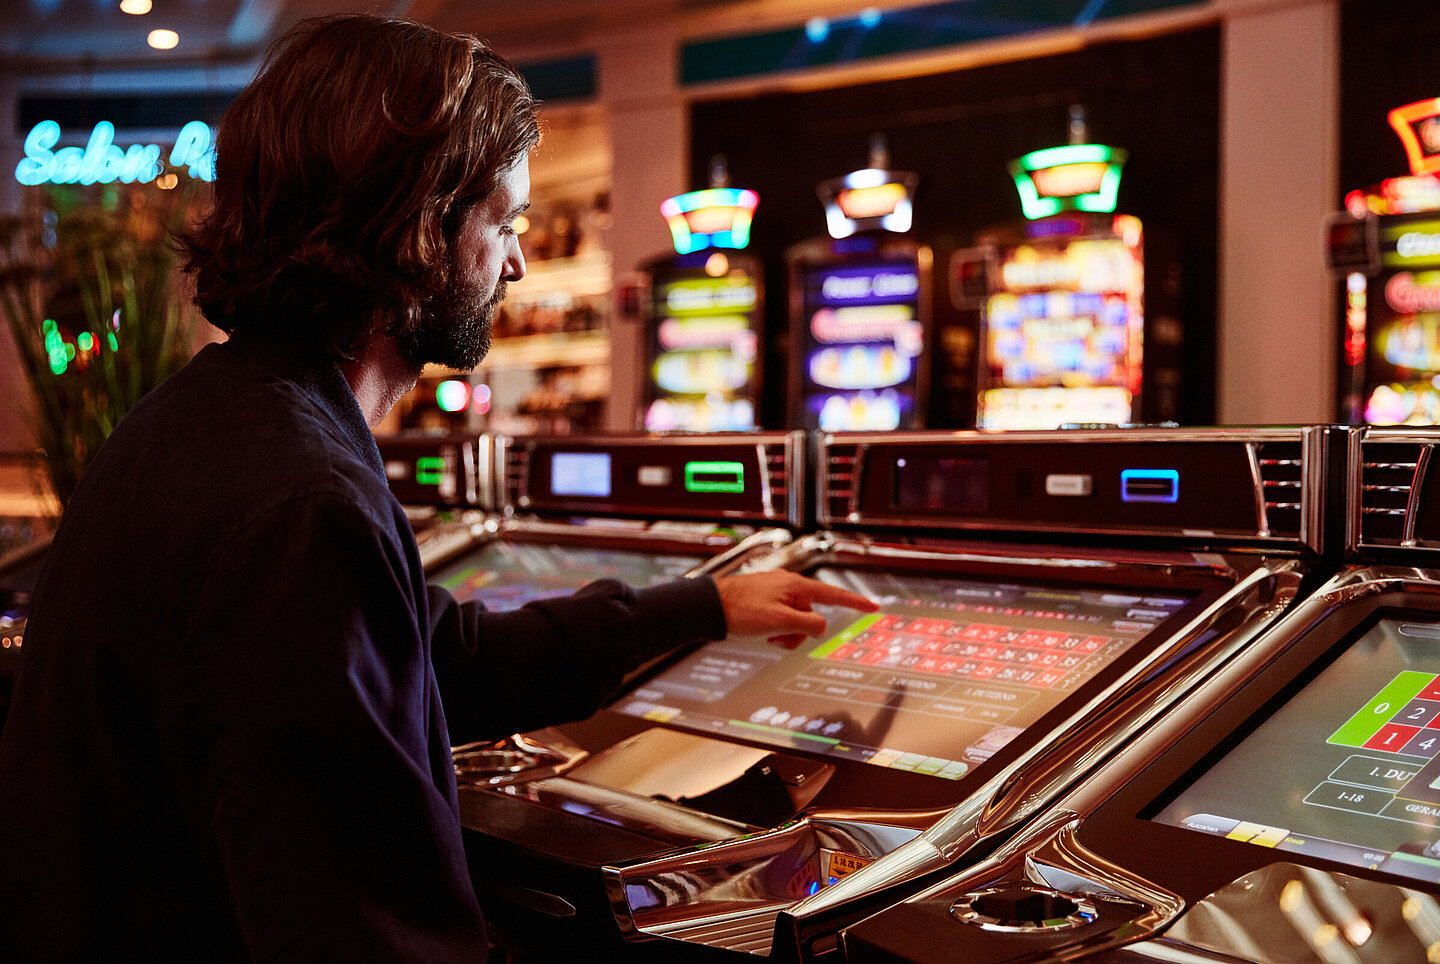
[[1008, 143, 1128, 220], [684, 460, 745, 493]]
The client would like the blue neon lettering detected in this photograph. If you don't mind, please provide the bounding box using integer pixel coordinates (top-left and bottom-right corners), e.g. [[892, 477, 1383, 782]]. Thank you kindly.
[[15, 120, 212, 186]]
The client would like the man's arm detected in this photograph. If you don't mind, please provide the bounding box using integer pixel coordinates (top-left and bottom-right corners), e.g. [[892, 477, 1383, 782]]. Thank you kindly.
[[430, 568, 877, 745]]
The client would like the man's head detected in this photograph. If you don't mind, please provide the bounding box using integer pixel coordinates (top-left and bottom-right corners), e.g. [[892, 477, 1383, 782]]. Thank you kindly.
[[180, 15, 540, 365]]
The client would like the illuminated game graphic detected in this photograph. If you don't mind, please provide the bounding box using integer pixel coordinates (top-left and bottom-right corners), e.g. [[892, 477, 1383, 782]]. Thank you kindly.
[[977, 217, 1145, 430], [644, 263, 761, 432], [618, 567, 1188, 781], [1156, 619, 1440, 886], [797, 261, 926, 430], [433, 542, 704, 611]]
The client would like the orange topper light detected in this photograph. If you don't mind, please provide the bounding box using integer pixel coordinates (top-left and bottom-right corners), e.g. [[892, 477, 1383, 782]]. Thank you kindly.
[[1389, 98, 1440, 176]]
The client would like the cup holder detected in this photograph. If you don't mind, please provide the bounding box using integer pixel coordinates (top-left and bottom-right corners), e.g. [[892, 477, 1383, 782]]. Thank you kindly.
[[451, 730, 587, 788], [951, 883, 1098, 932]]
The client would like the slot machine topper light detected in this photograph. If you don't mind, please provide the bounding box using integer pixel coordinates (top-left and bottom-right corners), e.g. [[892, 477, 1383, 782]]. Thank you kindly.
[[963, 107, 1146, 431], [1329, 97, 1440, 425], [790, 135, 932, 432], [642, 157, 765, 432]]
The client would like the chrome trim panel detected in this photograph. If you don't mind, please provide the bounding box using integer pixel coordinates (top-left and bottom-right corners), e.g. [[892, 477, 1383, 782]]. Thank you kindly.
[[1244, 440, 1269, 537], [413, 512, 494, 571], [452, 728, 588, 789], [1354, 427, 1440, 554]]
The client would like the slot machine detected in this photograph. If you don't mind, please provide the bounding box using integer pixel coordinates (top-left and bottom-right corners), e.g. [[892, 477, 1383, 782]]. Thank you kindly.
[[377, 432, 495, 569], [788, 138, 932, 432], [951, 130, 1181, 430], [466, 427, 1342, 961], [640, 163, 765, 432], [840, 427, 1440, 963], [1330, 98, 1440, 426]]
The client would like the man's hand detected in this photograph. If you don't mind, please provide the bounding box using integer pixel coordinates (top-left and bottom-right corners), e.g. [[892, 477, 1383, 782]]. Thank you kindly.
[[713, 570, 879, 648]]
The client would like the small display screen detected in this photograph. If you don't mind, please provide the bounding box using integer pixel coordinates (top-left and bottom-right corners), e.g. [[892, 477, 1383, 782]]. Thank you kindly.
[[432, 541, 704, 610], [550, 452, 612, 498], [892, 456, 988, 514], [1153, 617, 1440, 886], [615, 566, 1191, 781]]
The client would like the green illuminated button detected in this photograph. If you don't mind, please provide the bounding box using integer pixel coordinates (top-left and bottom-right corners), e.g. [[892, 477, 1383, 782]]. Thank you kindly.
[[415, 456, 446, 486], [685, 460, 744, 493]]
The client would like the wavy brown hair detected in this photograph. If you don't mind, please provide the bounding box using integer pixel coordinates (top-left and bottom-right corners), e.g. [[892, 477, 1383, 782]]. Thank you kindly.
[[178, 15, 540, 361]]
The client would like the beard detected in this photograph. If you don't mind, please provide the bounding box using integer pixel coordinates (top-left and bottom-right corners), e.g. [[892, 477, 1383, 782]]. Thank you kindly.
[[397, 266, 506, 372]]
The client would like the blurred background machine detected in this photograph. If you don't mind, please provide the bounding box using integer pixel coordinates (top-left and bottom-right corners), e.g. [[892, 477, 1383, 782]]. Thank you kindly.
[[1330, 97, 1440, 426], [639, 158, 765, 432], [788, 137, 932, 433], [952, 109, 1182, 430]]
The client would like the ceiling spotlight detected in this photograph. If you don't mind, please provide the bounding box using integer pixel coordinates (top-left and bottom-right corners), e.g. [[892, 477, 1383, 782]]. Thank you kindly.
[[147, 28, 179, 50], [120, 0, 152, 14]]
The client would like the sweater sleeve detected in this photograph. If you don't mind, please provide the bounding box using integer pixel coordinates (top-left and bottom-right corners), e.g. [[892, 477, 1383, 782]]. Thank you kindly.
[[430, 573, 728, 745], [163, 490, 487, 963]]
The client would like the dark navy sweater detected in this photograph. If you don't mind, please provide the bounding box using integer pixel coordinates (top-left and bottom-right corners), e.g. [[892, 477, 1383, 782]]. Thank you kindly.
[[0, 339, 725, 961]]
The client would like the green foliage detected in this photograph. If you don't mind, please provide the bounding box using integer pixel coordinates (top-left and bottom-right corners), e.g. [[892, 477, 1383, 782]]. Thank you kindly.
[[0, 184, 198, 508]]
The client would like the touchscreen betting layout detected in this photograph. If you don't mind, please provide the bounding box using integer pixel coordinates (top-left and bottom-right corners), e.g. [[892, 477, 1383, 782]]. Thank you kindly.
[[620, 571, 1187, 783], [1326, 672, 1440, 818], [1155, 622, 1440, 887], [813, 610, 1130, 691]]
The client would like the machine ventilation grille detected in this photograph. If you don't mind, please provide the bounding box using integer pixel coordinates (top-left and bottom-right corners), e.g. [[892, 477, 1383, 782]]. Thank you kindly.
[[1256, 440, 1304, 538], [1358, 440, 1427, 546], [762, 442, 790, 518], [504, 446, 530, 508], [824, 443, 861, 524]]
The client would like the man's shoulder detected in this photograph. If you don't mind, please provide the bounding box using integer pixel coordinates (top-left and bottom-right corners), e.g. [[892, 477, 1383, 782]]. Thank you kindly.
[[80, 342, 388, 518]]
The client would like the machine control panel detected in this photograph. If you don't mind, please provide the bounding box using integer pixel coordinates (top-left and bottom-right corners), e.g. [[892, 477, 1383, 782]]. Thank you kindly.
[[499, 431, 805, 527], [819, 427, 1341, 553]]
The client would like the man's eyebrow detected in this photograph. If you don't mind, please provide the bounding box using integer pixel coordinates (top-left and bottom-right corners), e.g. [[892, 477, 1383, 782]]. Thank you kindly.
[[507, 200, 531, 220]]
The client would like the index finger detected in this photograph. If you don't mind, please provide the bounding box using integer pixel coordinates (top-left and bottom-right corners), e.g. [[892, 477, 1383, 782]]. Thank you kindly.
[[799, 580, 880, 613]]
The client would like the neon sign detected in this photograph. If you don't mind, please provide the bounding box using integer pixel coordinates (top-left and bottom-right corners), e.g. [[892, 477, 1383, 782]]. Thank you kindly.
[[1009, 144, 1127, 220], [15, 120, 215, 187], [660, 188, 758, 254], [1389, 98, 1440, 177]]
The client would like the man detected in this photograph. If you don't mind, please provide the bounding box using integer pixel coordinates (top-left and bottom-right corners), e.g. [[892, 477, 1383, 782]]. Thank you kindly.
[[0, 15, 874, 962]]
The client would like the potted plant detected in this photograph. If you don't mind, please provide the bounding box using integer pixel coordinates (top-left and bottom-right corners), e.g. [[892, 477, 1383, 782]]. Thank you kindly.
[[0, 182, 199, 509]]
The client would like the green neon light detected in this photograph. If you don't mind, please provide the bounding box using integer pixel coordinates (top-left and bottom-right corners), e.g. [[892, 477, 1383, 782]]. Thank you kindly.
[[41, 319, 67, 375], [684, 460, 745, 493], [1008, 143, 1127, 220], [1018, 143, 1115, 169], [415, 456, 446, 486]]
